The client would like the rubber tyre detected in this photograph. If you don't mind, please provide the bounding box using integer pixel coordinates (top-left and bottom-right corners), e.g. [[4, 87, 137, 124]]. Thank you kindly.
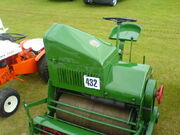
[[0, 88, 20, 117], [83, 0, 93, 4], [38, 55, 49, 82], [83, 0, 89, 4], [109, 0, 117, 6]]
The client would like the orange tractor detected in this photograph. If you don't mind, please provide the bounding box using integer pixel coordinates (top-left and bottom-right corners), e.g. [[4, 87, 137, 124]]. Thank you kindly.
[[0, 20, 48, 117]]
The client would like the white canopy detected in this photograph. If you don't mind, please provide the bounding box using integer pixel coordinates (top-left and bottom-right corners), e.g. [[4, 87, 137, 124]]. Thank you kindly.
[[0, 18, 9, 33], [22, 38, 44, 51], [0, 40, 22, 61]]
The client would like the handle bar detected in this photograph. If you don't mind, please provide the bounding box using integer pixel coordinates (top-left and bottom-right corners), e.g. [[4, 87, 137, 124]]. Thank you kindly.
[[103, 17, 136, 24], [0, 33, 26, 42]]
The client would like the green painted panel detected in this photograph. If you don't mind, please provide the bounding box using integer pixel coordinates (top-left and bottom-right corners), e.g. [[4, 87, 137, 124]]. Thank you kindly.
[[109, 24, 141, 41], [105, 61, 151, 104], [33, 116, 103, 135], [44, 24, 118, 67]]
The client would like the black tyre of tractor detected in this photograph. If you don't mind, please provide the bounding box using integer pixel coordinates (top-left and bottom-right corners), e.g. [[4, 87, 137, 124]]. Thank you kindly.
[[38, 55, 49, 82], [109, 0, 117, 6], [0, 88, 20, 117]]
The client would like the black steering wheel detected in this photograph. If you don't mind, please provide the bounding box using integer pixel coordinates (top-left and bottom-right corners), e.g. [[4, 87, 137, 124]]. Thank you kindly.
[[0, 33, 26, 42], [103, 17, 136, 24]]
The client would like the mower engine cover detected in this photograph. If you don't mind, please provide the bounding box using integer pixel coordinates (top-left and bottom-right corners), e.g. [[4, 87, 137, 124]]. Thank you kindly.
[[44, 24, 117, 67], [0, 40, 22, 61], [44, 24, 119, 97]]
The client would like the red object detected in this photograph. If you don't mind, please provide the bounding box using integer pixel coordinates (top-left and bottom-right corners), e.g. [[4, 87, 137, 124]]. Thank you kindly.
[[156, 85, 164, 104], [0, 66, 14, 85], [42, 127, 66, 135], [0, 40, 45, 86], [35, 49, 45, 61]]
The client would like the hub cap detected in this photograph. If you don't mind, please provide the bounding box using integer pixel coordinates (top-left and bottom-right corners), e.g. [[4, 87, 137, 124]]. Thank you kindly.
[[4, 96, 18, 113], [112, 0, 117, 6]]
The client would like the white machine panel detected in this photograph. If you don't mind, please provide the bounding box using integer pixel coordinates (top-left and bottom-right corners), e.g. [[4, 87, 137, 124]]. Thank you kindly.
[[23, 38, 44, 52], [84, 75, 100, 90], [0, 40, 22, 61]]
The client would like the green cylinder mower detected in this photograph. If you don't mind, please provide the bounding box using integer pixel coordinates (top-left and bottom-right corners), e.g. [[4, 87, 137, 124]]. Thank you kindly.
[[23, 17, 164, 135]]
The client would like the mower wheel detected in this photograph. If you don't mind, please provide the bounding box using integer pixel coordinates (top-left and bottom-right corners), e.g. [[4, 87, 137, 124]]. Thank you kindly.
[[38, 55, 49, 82], [109, 0, 117, 6], [0, 88, 20, 117]]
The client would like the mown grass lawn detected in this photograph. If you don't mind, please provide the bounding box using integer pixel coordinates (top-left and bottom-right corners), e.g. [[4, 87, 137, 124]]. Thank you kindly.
[[0, 0, 180, 134]]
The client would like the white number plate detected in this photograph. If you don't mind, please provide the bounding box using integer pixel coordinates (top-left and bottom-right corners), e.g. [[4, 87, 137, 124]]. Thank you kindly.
[[84, 75, 100, 90]]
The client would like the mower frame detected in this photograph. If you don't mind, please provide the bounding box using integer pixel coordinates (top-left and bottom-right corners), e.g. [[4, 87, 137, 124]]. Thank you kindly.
[[23, 80, 159, 135]]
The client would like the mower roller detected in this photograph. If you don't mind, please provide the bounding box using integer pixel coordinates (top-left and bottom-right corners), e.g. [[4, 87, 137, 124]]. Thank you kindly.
[[0, 19, 48, 117], [24, 17, 164, 135]]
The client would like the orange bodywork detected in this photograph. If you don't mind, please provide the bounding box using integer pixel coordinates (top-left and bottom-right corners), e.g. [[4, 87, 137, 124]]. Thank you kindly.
[[0, 41, 45, 86], [12, 57, 37, 75], [0, 66, 14, 85]]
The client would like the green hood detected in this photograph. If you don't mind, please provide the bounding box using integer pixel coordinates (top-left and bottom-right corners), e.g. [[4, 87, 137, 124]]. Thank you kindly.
[[44, 24, 117, 67]]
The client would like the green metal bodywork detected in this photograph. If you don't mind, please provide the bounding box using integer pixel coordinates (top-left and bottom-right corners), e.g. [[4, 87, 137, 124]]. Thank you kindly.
[[109, 24, 141, 41], [24, 22, 159, 135], [44, 24, 119, 98], [106, 62, 152, 105], [44, 24, 150, 105]]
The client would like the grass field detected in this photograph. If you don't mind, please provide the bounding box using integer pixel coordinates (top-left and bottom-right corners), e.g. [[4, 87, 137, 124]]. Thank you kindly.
[[0, 0, 180, 134]]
